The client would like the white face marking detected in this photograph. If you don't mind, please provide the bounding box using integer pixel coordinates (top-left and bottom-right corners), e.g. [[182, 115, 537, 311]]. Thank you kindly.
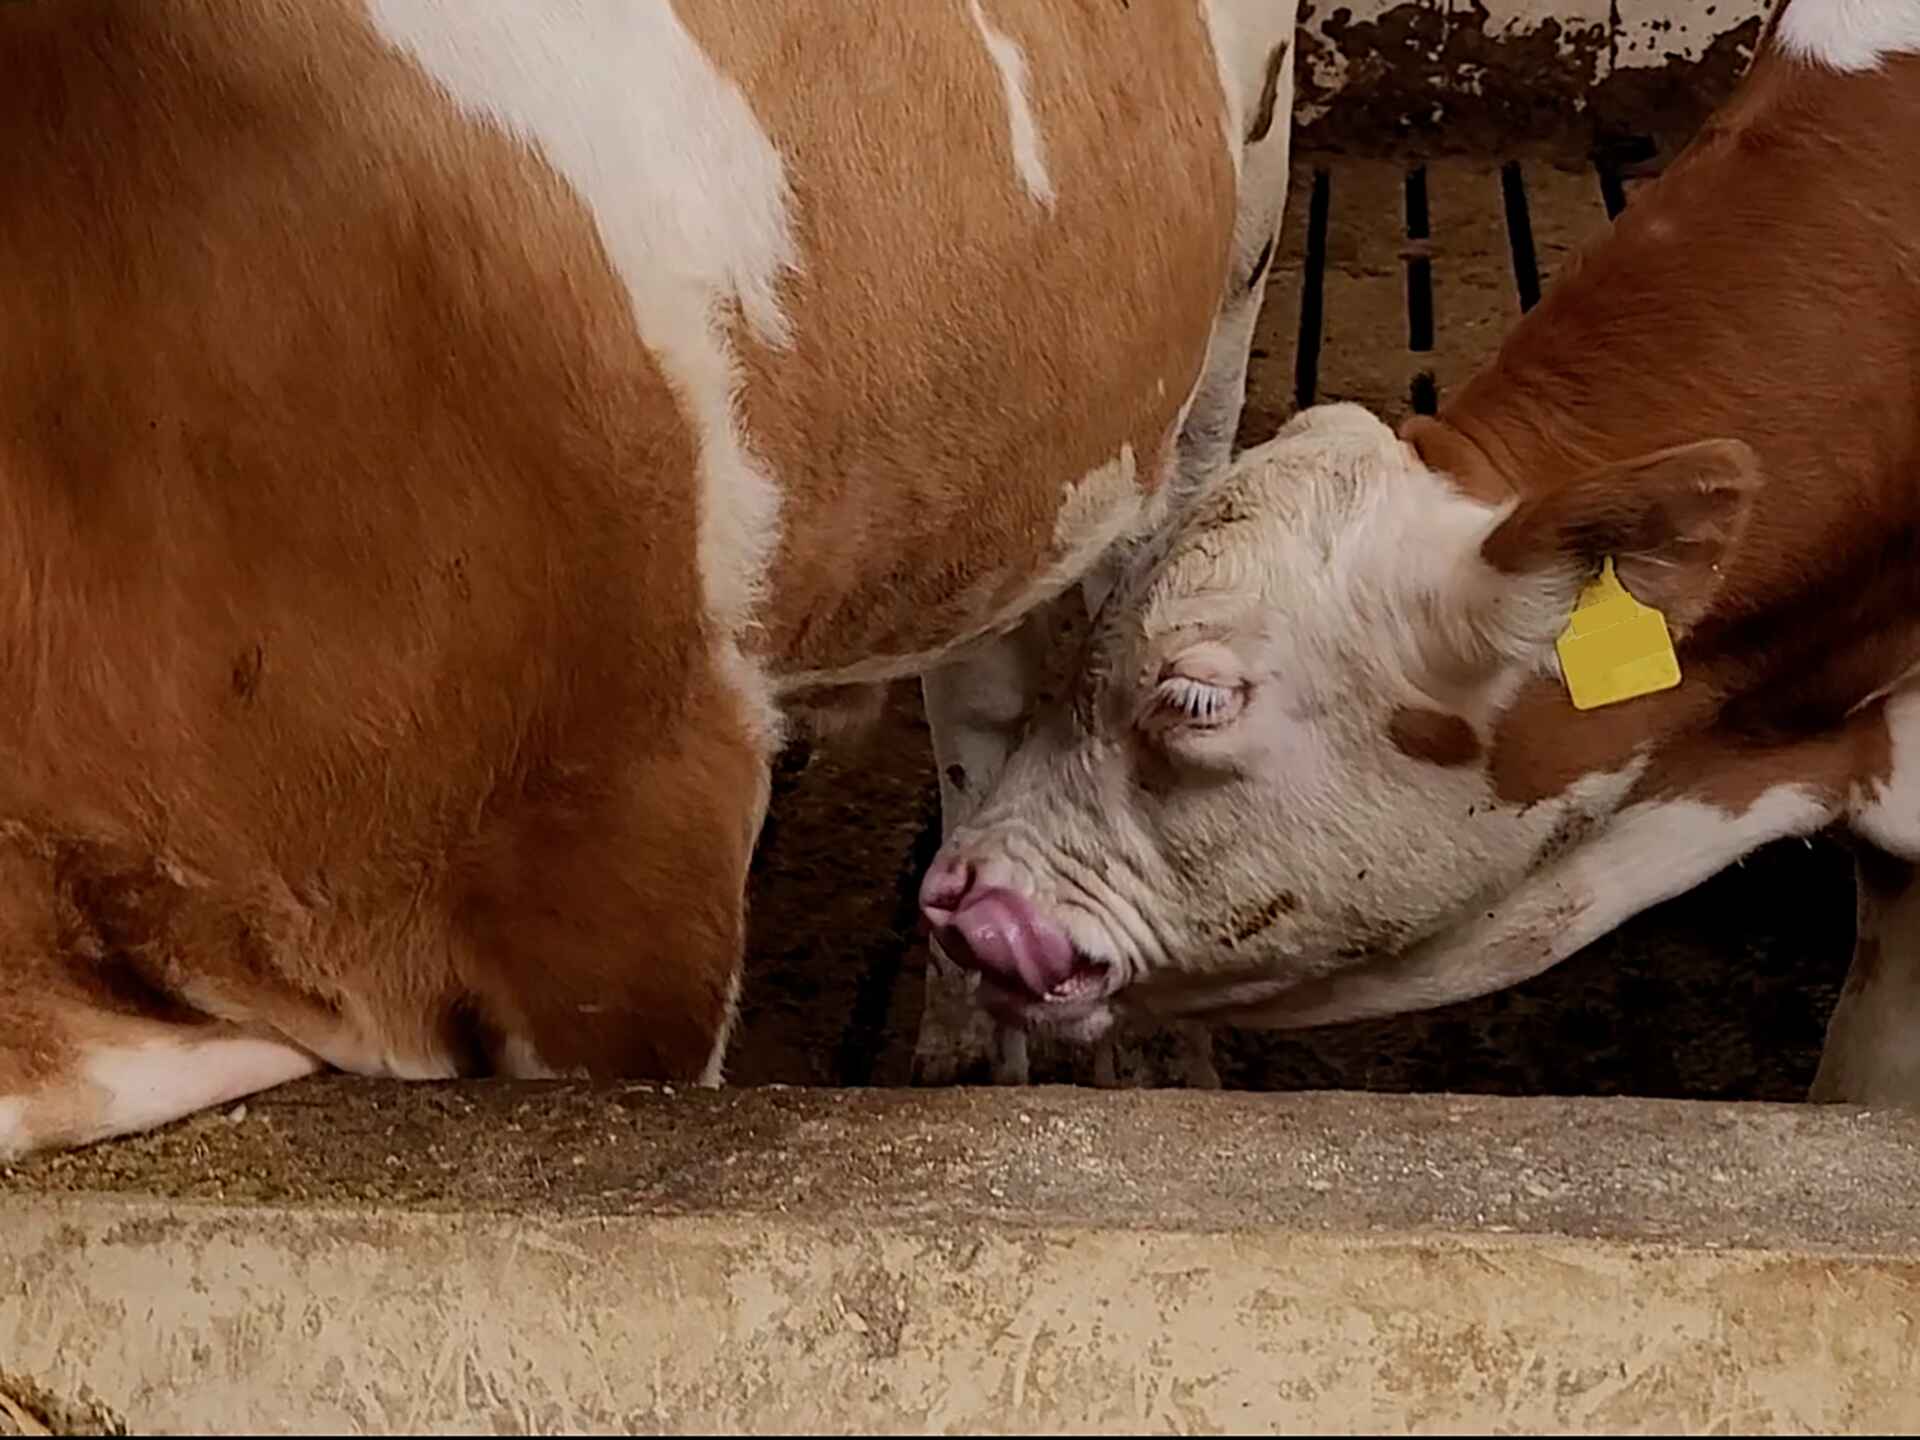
[[1227, 785, 1830, 1031], [79, 1035, 320, 1146], [967, 0, 1056, 210], [366, 1, 799, 746], [1776, 0, 1920, 70]]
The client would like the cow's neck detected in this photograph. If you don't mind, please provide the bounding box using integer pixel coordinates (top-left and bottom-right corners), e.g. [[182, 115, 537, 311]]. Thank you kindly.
[[1428, 48, 1920, 803], [1441, 47, 1920, 506]]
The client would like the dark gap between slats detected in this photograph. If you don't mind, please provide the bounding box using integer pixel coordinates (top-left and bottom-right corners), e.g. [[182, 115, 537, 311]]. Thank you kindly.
[[1500, 160, 1542, 314], [833, 775, 944, 1086], [1592, 133, 1658, 220], [1292, 167, 1331, 412], [1404, 164, 1437, 416]]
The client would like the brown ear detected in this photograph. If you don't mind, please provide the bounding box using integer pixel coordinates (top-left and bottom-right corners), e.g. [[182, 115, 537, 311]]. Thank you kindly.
[[1399, 415, 1512, 505], [1478, 438, 1761, 634]]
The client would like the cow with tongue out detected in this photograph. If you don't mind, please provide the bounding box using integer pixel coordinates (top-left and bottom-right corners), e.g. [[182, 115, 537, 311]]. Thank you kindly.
[[920, 2, 1920, 1107]]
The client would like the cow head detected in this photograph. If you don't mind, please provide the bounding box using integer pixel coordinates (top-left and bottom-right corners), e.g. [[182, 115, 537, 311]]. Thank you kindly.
[[920, 402, 1766, 1039]]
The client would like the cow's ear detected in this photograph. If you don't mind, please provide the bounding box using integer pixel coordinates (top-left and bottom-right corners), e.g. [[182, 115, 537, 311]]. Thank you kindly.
[[1472, 438, 1761, 651]]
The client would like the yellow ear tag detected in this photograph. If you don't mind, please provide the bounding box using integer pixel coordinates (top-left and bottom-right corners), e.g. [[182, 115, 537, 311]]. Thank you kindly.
[[1554, 557, 1681, 711]]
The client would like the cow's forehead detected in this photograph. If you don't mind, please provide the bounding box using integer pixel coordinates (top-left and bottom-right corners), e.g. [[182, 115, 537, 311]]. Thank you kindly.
[[1127, 411, 1458, 632]]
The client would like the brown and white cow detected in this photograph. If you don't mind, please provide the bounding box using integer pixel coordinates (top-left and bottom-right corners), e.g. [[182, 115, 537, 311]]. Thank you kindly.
[[0, 0, 1297, 1157], [920, 0, 1920, 1105]]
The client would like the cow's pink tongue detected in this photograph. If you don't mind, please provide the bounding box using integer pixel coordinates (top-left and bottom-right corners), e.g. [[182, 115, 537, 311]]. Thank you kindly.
[[933, 887, 1078, 1000]]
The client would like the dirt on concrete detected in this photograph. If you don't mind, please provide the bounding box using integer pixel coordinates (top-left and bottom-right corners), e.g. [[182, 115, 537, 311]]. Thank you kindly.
[[1290, 1, 1767, 161], [10, 1084, 1920, 1258], [11, 1090, 1920, 1435], [0, 1374, 121, 1437]]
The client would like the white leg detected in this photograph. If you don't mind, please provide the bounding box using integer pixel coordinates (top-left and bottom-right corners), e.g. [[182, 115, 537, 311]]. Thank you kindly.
[[1811, 847, 1920, 1106]]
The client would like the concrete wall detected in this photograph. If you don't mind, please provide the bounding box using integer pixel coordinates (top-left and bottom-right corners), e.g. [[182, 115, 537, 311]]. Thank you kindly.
[[1301, 0, 1772, 151], [5, 1084, 1920, 1434]]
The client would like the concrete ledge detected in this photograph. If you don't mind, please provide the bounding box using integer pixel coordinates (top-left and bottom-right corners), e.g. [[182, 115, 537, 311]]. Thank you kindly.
[[5, 1083, 1919, 1432]]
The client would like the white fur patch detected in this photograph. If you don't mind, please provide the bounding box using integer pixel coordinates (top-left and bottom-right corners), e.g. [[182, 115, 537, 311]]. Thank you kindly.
[[0, 1098, 28, 1160], [1196, 0, 1246, 179], [1851, 688, 1920, 854], [1244, 783, 1831, 1031], [1053, 443, 1140, 550], [967, 0, 1056, 209], [500, 1034, 560, 1081], [1776, 0, 1920, 70], [1179, 3, 1294, 494], [923, 610, 1056, 823], [382, 1052, 459, 1081], [698, 964, 745, 1088], [366, 1, 798, 746], [80, 1035, 320, 1145], [1812, 936, 1920, 1106]]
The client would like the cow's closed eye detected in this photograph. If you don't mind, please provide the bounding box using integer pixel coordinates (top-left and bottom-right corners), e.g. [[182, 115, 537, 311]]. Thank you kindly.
[[1148, 674, 1244, 729], [1139, 641, 1251, 737]]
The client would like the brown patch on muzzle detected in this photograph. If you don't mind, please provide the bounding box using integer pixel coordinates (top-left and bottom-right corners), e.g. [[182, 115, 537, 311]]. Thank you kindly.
[[1389, 706, 1483, 768]]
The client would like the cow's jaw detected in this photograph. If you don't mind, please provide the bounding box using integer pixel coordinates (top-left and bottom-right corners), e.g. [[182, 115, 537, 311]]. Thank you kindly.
[[975, 957, 1119, 1039]]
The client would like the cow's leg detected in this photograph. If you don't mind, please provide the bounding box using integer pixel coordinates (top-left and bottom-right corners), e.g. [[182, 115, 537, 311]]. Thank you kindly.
[[1810, 845, 1920, 1106], [458, 696, 770, 1086], [1, 1003, 319, 1161], [0, 841, 325, 1159]]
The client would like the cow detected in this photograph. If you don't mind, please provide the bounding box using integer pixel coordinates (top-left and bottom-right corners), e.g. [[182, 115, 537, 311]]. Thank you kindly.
[[0, 0, 1297, 1159], [917, 0, 1920, 1106]]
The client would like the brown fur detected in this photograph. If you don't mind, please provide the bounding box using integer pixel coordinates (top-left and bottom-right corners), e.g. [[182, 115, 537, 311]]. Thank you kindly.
[[0, 0, 758, 1097], [1246, 39, 1291, 145], [1478, 439, 1759, 634], [1387, 707, 1483, 769], [1409, 44, 1920, 818], [0, 0, 1244, 1142], [1220, 890, 1299, 948], [687, 0, 1238, 671]]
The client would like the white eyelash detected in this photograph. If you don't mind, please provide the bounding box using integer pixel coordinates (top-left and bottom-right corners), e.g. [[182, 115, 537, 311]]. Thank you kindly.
[[1154, 675, 1237, 726]]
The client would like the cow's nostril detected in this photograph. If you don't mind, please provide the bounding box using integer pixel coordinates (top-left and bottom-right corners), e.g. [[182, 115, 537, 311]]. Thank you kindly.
[[918, 854, 974, 923]]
